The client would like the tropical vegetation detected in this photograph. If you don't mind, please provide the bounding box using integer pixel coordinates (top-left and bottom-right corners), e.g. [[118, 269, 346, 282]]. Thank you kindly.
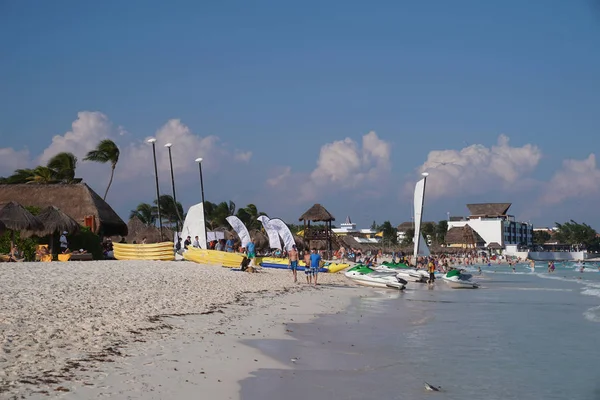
[[84, 139, 120, 200], [0, 152, 81, 184]]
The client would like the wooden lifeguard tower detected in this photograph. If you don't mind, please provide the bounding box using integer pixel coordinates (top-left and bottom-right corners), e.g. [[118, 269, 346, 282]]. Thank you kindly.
[[299, 203, 335, 259]]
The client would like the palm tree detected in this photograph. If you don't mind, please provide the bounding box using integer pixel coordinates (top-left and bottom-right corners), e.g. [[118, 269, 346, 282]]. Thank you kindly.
[[129, 203, 156, 226], [2, 168, 35, 184], [236, 204, 265, 230], [28, 166, 59, 184], [204, 200, 236, 229], [47, 152, 78, 183], [154, 195, 184, 228], [84, 139, 120, 200]]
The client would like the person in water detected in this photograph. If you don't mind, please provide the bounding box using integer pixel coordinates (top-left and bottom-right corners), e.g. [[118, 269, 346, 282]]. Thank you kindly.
[[427, 259, 436, 284]]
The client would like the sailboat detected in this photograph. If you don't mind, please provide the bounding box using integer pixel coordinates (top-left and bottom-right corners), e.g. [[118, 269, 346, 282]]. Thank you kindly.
[[395, 173, 431, 283]]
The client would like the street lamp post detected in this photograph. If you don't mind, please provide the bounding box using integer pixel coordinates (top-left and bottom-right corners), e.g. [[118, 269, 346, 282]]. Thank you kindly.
[[147, 138, 163, 240], [165, 143, 182, 232], [196, 157, 208, 245]]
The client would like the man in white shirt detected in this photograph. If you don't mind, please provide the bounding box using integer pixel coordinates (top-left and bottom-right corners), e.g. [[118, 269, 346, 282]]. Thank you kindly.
[[59, 231, 68, 253]]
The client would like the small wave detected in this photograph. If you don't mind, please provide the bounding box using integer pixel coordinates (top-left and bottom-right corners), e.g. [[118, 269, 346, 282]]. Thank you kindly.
[[583, 305, 600, 323], [511, 287, 573, 292], [581, 288, 600, 298]]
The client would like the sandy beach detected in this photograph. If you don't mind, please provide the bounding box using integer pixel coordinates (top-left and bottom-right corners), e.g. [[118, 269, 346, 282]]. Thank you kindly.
[[0, 260, 363, 399]]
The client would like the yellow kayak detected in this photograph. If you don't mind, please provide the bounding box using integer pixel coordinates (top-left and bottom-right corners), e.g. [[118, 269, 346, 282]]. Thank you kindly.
[[113, 242, 175, 261], [184, 248, 244, 268]]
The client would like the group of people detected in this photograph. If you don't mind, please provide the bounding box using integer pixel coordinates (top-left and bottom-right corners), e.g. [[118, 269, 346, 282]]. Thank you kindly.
[[287, 245, 322, 285]]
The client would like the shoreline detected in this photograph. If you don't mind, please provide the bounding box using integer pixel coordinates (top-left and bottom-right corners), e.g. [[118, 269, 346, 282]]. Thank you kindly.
[[0, 260, 367, 399]]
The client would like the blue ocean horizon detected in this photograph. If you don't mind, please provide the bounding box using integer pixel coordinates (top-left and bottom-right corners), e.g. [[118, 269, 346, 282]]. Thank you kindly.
[[240, 262, 600, 400]]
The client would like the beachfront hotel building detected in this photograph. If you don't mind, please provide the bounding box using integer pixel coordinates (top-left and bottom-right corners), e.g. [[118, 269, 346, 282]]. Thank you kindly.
[[331, 216, 381, 244], [446, 203, 532, 250]]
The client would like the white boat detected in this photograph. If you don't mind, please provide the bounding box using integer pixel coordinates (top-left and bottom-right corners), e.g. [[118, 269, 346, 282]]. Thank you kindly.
[[441, 269, 479, 289], [345, 269, 407, 290], [395, 269, 429, 283]]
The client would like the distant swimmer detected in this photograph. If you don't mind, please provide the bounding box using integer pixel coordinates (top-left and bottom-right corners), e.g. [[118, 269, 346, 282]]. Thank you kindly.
[[424, 382, 441, 392], [478, 266, 482, 275], [580, 266, 585, 273]]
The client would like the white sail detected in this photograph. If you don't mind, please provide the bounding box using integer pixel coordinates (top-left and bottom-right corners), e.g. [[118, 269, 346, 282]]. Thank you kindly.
[[418, 233, 431, 256], [257, 216, 282, 250], [413, 175, 428, 260], [267, 218, 296, 251], [181, 203, 207, 249], [226, 216, 251, 248]]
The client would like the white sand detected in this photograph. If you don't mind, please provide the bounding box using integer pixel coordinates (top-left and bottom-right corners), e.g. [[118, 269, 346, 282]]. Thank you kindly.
[[0, 260, 360, 398]]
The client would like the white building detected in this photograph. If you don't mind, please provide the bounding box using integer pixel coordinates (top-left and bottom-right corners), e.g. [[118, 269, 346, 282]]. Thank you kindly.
[[332, 216, 380, 244], [447, 203, 532, 249]]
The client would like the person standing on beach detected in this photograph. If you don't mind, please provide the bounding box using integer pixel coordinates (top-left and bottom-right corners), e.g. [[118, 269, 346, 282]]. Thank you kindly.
[[288, 245, 299, 283], [304, 251, 312, 284], [247, 239, 256, 267], [59, 231, 69, 253], [310, 248, 322, 286]]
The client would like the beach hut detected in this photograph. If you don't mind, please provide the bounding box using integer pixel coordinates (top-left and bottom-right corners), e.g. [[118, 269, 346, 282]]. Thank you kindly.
[[0, 201, 45, 249], [125, 216, 174, 244], [299, 203, 335, 258], [249, 229, 269, 250], [36, 206, 81, 254], [0, 183, 127, 237]]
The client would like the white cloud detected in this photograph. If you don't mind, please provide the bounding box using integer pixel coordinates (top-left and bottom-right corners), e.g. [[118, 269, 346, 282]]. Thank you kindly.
[[267, 131, 392, 202], [409, 134, 542, 199], [540, 154, 600, 204], [309, 130, 391, 189], [120, 119, 221, 180], [266, 166, 291, 187], [0, 147, 31, 176], [39, 111, 113, 164], [234, 150, 252, 162]]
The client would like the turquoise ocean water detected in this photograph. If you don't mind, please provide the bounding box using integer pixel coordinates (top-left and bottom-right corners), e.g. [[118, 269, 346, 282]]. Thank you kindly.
[[241, 261, 600, 400]]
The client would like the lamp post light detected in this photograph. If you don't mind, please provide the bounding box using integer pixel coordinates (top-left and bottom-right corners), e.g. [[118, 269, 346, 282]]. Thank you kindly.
[[165, 143, 182, 232], [196, 157, 208, 247], [147, 138, 163, 240]]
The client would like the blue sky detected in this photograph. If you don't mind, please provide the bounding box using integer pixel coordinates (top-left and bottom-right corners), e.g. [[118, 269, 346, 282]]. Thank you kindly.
[[1, 0, 599, 229]]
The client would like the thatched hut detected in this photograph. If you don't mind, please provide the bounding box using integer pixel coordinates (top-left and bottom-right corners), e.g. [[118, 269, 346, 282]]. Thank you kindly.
[[0, 183, 127, 237], [125, 216, 173, 244], [299, 203, 335, 257], [249, 229, 268, 250]]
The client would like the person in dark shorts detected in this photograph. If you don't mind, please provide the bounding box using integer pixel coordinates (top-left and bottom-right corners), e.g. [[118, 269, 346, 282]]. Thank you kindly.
[[428, 259, 436, 284]]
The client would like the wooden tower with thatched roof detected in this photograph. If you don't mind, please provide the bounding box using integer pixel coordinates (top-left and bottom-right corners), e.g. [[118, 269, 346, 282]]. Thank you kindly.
[[299, 203, 335, 258]]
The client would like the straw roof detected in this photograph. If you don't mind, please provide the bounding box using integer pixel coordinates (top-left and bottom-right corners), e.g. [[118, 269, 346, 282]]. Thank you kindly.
[[487, 242, 503, 249], [445, 225, 485, 246], [0, 220, 4, 234], [299, 203, 335, 222], [467, 203, 511, 217], [0, 201, 44, 233], [249, 229, 268, 249], [0, 183, 127, 236], [124, 216, 173, 244], [36, 206, 81, 236]]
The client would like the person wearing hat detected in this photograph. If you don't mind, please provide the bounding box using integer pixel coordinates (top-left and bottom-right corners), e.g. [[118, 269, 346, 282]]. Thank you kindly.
[[59, 231, 69, 254]]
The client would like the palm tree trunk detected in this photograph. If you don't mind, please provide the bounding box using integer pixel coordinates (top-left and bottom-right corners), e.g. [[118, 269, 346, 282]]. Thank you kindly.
[[103, 165, 115, 201]]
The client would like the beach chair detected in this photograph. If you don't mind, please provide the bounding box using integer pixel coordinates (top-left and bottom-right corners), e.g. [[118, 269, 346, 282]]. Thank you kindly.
[[36, 245, 53, 262], [58, 253, 72, 262]]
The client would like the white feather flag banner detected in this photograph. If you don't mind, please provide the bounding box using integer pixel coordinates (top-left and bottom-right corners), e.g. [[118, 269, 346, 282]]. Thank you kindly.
[[257, 216, 282, 250], [267, 218, 296, 251], [226, 216, 251, 248]]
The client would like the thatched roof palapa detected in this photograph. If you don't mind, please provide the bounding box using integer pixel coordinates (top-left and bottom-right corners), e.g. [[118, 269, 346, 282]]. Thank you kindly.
[[299, 203, 335, 222], [467, 203, 511, 217], [445, 225, 485, 246], [125, 216, 173, 244], [0, 201, 44, 235], [0, 183, 127, 236], [487, 242, 503, 249], [36, 206, 81, 236]]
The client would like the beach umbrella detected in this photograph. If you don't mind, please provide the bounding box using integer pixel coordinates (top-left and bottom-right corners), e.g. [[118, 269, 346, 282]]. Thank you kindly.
[[0, 201, 44, 249], [36, 206, 81, 254]]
